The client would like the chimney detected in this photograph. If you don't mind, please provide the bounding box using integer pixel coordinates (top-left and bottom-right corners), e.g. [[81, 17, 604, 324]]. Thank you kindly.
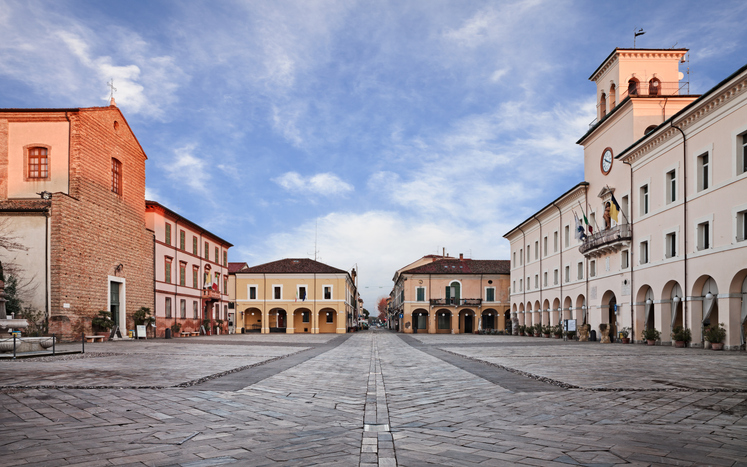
[[110, 97, 117, 107], [459, 253, 463, 260]]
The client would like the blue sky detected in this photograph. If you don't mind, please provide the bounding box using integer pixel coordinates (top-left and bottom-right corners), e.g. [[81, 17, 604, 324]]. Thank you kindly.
[[2, 0, 746, 309]]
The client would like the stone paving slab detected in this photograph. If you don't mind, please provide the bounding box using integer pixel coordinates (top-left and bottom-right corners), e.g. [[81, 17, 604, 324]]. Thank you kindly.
[[0, 330, 746, 466]]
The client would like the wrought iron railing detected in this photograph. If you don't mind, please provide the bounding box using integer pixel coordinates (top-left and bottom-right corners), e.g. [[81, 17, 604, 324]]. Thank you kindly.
[[579, 223, 632, 254], [429, 298, 482, 307]]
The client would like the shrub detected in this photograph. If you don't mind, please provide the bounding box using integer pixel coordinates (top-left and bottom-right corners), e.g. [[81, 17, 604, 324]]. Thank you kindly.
[[641, 327, 660, 341], [704, 323, 726, 344], [671, 326, 692, 343], [170, 322, 182, 334], [133, 307, 155, 327], [92, 310, 115, 331]]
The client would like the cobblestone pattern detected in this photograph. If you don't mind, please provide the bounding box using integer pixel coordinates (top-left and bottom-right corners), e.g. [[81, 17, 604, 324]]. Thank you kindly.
[[0, 331, 745, 466]]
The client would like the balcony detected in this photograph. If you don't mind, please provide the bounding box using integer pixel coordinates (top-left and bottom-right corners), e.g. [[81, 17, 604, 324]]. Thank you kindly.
[[589, 81, 690, 129], [429, 298, 482, 307], [202, 289, 221, 301], [579, 223, 632, 258]]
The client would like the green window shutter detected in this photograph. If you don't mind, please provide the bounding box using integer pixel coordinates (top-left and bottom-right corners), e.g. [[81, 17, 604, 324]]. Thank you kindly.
[[445, 286, 451, 299], [417, 288, 424, 302]]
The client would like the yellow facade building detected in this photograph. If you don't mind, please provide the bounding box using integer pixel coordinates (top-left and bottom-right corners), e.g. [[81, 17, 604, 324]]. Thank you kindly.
[[233, 258, 358, 334]]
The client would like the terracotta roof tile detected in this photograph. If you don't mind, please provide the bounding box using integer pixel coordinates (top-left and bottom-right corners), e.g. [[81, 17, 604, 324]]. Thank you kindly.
[[239, 258, 348, 274], [403, 258, 510, 275], [228, 262, 248, 274]]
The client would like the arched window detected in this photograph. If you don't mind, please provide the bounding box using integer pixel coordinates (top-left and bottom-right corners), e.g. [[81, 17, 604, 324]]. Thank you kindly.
[[628, 79, 639, 96], [609, 83, 616, 108], [111, 158, 122, 195], [599, 92, 607, 118], [28, 147, 49, 179], [649, 78, 660, 96], [644, 125, 658, 135]]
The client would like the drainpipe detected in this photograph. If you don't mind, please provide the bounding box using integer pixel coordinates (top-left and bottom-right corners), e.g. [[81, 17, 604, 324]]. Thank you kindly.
[[517, 225, 526, 322], [551, 202, 563, 324], [531, 214, 542, 327], [623, 158, 635, 342], [671, 122, 689, 335]]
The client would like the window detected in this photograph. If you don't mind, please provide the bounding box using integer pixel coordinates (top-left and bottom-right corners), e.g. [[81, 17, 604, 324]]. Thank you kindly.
[[324, 286, 332, 300], [273, 286, 281, 300], [214, 247, 219, 264], [590, 260, 596, 277], [165, 297, 172, 318], [519, 249, 523, 265], [666, 232, 677, 258], [564, 266, 570, 283], [326, 312, 334, 323], [180, 230, 185, 250], [179, 262, 186, 286], [645, 125, 658, 135], [192, 266, 198, 288], [215, 274, 220, 293], [519, 279, 523, 291], [609, 83, 616, 108], [697, 153, 710, 191], [577, 262, 583, 280], [543, 272, 548, 287], [621, 250, 629, 269], [620, 195, 629, 224], [437, 313, 450, 330], [164, 258, 172, 283], [513, 251, 516, 266], [513, 280, 516, 292], [193, 301, 199, 319], [640, 184, 649, 215], [640, 241, 649, 264], [698, 222, 711, 250], [486, 288, 495, 302], [600, 92, 607, 118], [543, 236, 548, 256], [648, 78, 660, 96], [193, 237, 198, 255], [223, 276, 227, 294], [28, 147, 49, 179], [302, 312, 309, 323], [223, 251, 227, 267], [628, 78, 639, 96], [417, 287, 425, 302], [534, 241, 538, 260], [534, 275, 538, 289], [741, 134, 747, 175], [298, 286, 307, 301], [204, 242, 209, 260], [589, 212, 596, 231], [738, 209, 747, 242], [180, 299, 186, 319], [554, 231, 558, 252], [526, 246, 530, 263], [248, 286, 257, 300], [111, 158, 122, 195], [564, 226, 570, 247], [554, 269, 559, 285], [165, 223, 171, 246], [666, 170, 676, 203]]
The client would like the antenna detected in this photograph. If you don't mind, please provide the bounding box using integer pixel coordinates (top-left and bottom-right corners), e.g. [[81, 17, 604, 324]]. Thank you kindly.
[[307, 220, 321, 261], [633, 27, 645, 48]]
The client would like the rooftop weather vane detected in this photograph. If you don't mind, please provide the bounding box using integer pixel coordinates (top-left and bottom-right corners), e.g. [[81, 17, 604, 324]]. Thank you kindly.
[[107, 78, 117, 100], [633, 28, 645, 48]]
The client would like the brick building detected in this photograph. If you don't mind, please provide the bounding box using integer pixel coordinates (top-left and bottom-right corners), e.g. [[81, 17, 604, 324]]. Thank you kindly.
[[145, 201, 232, 337], [0, 103, 154, 338]]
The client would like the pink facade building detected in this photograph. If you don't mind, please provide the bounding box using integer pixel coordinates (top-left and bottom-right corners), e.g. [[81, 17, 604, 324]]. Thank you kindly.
[[505, 48, 747, 349], [145, 201, 232, 337]]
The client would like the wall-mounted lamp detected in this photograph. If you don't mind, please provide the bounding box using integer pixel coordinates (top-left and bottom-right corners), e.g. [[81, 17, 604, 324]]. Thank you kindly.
[[114, 263, 124, 273], [38, 191, 52, 200], [673, 295, 680, 304]]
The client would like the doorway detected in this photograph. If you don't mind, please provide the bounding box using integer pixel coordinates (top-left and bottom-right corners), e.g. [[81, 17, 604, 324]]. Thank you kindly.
[[464, 314, 473, 333], [608, 295, 617, 341]]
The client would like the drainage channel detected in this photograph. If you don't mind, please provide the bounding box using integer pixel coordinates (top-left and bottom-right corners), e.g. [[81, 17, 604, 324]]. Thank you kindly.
[[360, 332, 397, 467]]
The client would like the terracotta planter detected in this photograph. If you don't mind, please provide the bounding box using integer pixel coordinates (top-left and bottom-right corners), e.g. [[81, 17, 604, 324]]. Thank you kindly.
[[647, 339, 655, 346], [519, 332, 525, 336], [621, 338, 630, 344], [543, 334, 550, 338], [674, 340, 685, 348], [711, 342, 724, 350], [553, 335, 562, 339]]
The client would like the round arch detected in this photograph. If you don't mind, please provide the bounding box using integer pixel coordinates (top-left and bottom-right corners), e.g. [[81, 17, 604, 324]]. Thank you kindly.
[[435, 308, 452, 334], [411, 308, 429, 334], [458, 308, 476, 334]]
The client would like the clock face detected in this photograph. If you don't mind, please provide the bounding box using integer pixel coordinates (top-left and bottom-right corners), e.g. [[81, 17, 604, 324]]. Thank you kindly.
[[601, 148, 613, 175]]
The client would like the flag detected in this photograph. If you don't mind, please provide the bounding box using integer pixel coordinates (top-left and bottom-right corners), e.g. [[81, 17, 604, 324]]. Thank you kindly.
[[574, 212, 585, 240], [578, 201, 593, 233], [609, 194, 620, 223]]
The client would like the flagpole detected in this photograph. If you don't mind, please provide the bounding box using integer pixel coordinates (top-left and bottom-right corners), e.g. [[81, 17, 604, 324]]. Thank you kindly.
[[605, 185, 629, 224]]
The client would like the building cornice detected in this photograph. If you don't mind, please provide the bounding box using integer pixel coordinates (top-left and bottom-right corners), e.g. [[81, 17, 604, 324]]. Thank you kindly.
[[588, 48, 688, 82]]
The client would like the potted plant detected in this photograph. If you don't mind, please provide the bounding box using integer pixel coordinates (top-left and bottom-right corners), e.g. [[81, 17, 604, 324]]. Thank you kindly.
[[641, 327, 660, 346], [565, 330, 576, 340], [671, 326, 692, 348], [541, 325, 552, 338], [534, 325, 541, 337], [619, 327, 631, 344], [518, 325, 526, 336], [215, 318, 224, 334], [553, 325, 563, 339], [91, 310, 114, 341], [704, 323, 726, 350], [170, 322, 182, 337]]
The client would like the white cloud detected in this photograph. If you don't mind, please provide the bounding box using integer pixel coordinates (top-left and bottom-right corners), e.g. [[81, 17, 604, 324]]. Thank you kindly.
[[273, 172, 354, 196], [162, 144, 211, 195]]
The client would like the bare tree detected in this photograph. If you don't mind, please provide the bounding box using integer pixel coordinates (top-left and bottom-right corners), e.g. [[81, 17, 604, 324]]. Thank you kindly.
[[0, 218, 27, 253]]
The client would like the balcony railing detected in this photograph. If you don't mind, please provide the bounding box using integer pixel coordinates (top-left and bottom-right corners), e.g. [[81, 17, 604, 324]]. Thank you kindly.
[[589, 81, 690, 129], [579, 223, 632, 256], [202, 289, 221, 301], [429, 298, 482, 307]]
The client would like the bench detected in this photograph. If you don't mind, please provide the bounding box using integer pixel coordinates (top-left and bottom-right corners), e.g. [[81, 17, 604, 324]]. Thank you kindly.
[[180, 331, 201, 337], [85, 335, 104, 343], [191, 331, 199, 337]]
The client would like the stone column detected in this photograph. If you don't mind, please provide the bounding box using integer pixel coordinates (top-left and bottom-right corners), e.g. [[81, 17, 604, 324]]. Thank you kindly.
[[287, 310, 295, 334], [262, 308, 269, 334], [337, 309, 346, 334]]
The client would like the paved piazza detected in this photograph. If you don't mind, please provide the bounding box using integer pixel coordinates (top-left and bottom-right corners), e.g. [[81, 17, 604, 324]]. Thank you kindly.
[[0, 331, 745, 466]]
